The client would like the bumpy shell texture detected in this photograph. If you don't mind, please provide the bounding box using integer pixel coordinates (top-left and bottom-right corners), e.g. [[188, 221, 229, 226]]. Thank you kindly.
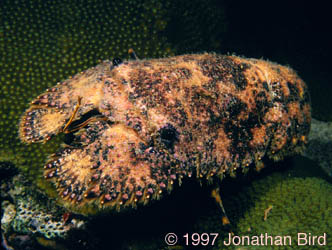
[[19, 53, 311, 214]]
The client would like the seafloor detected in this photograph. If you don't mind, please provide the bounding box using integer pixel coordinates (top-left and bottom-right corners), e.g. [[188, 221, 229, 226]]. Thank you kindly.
[[1, 0, 331, 250]]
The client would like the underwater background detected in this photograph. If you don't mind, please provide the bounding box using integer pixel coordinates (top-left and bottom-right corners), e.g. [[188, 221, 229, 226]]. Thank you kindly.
[[1, 0, 331, 249]]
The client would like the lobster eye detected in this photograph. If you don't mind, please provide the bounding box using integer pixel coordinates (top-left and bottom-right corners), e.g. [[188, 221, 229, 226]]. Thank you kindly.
[[159, 123, 179, 152], [112, 57, 123, 67]]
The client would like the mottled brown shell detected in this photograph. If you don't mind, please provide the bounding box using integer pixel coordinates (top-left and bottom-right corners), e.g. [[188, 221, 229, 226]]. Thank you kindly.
[[19, 53, 311, 214]]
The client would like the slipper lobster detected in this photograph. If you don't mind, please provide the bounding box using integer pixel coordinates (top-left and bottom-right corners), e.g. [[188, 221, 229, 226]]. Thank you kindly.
[[19, 53, 311, 214]]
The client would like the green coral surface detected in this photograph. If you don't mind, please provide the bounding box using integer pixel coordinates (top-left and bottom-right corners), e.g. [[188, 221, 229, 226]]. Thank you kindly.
[[192, 172, 332, 250]]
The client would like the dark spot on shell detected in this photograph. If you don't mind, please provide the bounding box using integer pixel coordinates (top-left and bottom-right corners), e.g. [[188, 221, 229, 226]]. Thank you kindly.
[[177, 67, 192, 79], [198, 55, 250, 90], [262, 81, 269, 91], [287, 82, 300, 102], [158, 123, 179, 152]]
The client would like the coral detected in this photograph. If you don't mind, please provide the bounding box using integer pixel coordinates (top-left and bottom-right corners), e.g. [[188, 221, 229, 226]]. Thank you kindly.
[[18, 53, 311, 214], [12, 197, 72, 239], [1, 201, 16, 233], [191, 174, 332, 250], [231, 176, 332, 250], [1, 171, 86, 241], [302, 118, 332, 177]]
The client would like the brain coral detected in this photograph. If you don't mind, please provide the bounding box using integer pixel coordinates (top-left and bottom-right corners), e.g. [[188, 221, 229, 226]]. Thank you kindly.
[[0, 0, 226, 191], [232, 176, 332, 250], [191, 174, 332, 250]]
